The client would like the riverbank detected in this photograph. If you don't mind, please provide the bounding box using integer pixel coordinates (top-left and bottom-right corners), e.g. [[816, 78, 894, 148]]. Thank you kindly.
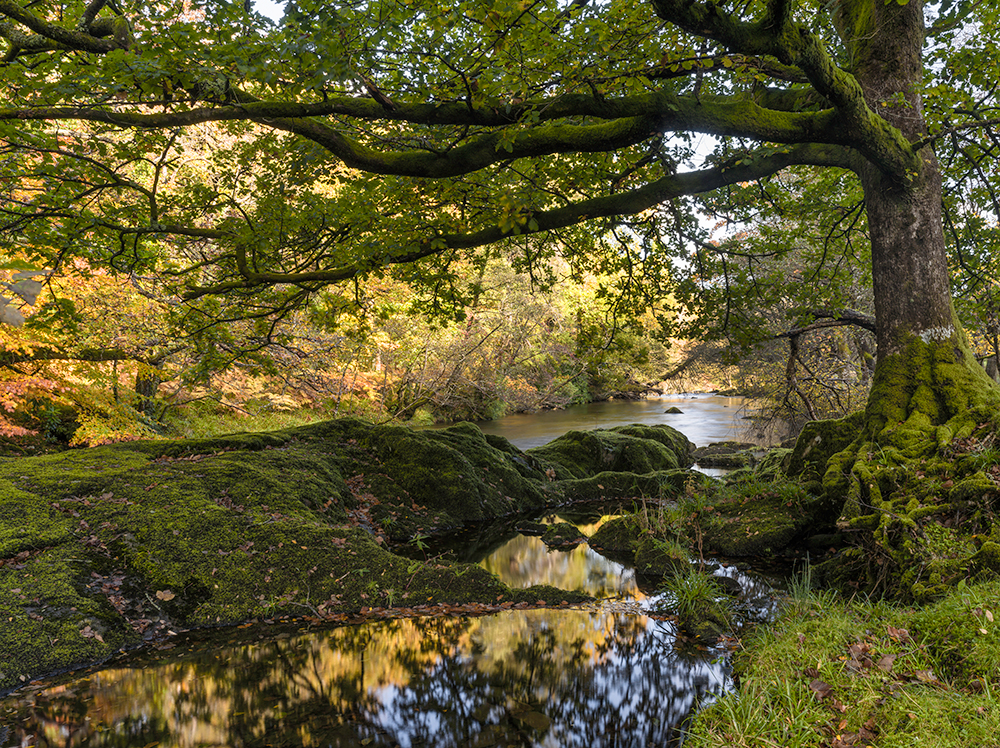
[[0, 417, 695, 693], [686, 576, 1000, 748]]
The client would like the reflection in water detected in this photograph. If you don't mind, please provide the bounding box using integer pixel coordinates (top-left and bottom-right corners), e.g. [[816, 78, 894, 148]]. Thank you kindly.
[[480, 533, 639, 599], [4, 609, 729, 748], [468, 393, 775, 450]]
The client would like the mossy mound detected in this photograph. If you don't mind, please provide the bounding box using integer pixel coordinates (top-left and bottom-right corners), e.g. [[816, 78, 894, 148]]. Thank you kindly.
[[528, 424, 694, 480], [692, 441, 760, 468], [359, 421, 550, 526], [0, 418, 604, 692], [694, 477, 838, 557], [588, 510, 691, 575], [588, 515, 641, 560]]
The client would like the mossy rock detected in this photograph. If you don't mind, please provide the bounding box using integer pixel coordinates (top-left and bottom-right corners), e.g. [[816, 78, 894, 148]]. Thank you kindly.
[[528, 424, 693, 480], [786, 412, 865, 483], [696, 479, 837, 557], [360, 421, 549, 524], [633, 536, 689, 576], [693, 441, 759, 468], [969, 541, 1000, 578], [541, 522, 586, 549], [588, 516, 642, 561], [553, 468, 696, 502], [755, 448, 793, 481]]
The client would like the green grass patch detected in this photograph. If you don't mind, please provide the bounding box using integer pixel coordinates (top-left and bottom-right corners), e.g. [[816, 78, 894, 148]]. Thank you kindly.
[[686, 578, 1000, 748]]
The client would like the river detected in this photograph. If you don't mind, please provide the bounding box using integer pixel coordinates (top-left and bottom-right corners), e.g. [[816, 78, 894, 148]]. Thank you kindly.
[[0, 395, 780, 747], [470, 393, 770, 451]]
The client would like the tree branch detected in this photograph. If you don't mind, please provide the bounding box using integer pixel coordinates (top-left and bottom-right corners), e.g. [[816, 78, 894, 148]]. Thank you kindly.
[[0, 0, 123, 53], [184, 142, 857, 298], [775, 308, 876, 338]]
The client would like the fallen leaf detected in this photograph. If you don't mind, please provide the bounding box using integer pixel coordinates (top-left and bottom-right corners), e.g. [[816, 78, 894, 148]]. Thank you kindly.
[[156, 590, 176, 601], [809, 678, 834, 700], [986, 610, 994, 623], [887, 625, 913, 643], [877, 653, 897, 672]]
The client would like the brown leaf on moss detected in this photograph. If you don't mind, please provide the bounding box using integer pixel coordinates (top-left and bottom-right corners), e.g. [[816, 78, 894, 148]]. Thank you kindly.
[[809, 678, 834, 700], [877, 653, 897, 673], [887, 625, 912, 643]]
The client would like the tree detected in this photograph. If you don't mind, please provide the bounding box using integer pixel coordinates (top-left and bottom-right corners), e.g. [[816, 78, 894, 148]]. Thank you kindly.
[[3, 0, 1000, 592]]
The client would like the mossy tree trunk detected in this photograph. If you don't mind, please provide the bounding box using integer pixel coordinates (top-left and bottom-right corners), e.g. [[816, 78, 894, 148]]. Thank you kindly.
[[850, 0, 1000, 446], [808, 0, 1000, 599]]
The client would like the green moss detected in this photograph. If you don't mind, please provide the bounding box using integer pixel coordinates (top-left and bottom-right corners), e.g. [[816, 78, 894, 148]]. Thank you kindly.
[[588, 516, 642, 561], [755, 447, 792, 481], [553, 468, 694, 502], [362, 421, 548, 522], [0, 547, 135, 690], [786, 411, 864, 483], [969, 541, 1000, 577], [697, 477, 836, 557], [633, 535, 689, 576], [0, 480, 73, 557], [528, 424, 691, 479], [784, 333, 1000, 600]]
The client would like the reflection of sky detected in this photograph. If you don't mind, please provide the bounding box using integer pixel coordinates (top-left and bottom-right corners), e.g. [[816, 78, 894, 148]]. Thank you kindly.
[[360, 610, 729, 748]]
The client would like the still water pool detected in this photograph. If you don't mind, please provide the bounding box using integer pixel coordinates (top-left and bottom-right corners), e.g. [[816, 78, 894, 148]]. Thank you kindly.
[[0, 396, 778, 747]]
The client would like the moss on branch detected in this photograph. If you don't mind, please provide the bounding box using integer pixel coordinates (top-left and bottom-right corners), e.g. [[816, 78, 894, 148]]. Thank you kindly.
[[183, 142, 856, 299]]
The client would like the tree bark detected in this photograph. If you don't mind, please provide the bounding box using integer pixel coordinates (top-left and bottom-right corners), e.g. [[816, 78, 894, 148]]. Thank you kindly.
[[846, 0, 998, 432]]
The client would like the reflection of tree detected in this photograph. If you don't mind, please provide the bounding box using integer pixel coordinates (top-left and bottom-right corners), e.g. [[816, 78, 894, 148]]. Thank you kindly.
[[9, 609, 730, 748]]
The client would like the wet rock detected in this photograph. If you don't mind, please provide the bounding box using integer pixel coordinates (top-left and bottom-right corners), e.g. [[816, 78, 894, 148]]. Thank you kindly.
[[711, 575, 743, 596], [540, 522, 586, 550], [664, 407, 683, 414], [688, 619, 724, 646], [515, 521, 548, 536], [692, 441, 760, 468]]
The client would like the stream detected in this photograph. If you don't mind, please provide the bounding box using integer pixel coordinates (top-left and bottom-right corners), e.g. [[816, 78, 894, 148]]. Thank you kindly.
[[0, 395, 784, 747]]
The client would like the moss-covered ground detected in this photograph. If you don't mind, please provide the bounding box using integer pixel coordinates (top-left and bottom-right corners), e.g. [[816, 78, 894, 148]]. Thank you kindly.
[[0, 417, 694, 693]]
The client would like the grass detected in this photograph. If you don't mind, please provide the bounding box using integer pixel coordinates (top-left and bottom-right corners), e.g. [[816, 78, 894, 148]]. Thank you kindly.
[[657, 565, 733, 634], [685, 577, 1000, 748], [161, 396, 386, 439]]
